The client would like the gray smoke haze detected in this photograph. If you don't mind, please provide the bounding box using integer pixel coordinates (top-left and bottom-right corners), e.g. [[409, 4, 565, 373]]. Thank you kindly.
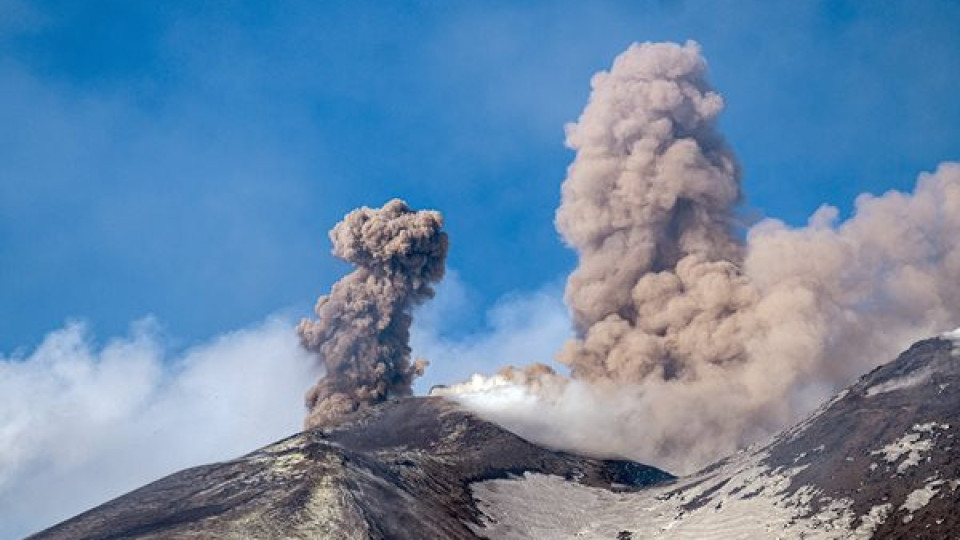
[[440, 41, 960, 474], [298, 199, 448, 428]]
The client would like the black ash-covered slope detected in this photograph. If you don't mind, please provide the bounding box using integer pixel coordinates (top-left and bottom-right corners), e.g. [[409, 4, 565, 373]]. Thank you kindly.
[[759, 336, 960, 537], [28, 397, 672, 540], [665, 335, 960, 538]]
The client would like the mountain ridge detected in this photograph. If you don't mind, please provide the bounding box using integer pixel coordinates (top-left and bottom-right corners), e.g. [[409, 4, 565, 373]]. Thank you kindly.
[[27, 335, 960, 540], [26, 397, 671, 540]]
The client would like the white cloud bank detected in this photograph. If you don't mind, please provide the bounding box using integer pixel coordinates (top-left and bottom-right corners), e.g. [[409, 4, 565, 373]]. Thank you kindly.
[[0, 317, 317, 540]]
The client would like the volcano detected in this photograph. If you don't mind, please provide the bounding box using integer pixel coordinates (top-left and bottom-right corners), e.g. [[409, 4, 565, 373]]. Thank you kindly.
[[27, 334, 960, 540], [26, 397, 670, 540]]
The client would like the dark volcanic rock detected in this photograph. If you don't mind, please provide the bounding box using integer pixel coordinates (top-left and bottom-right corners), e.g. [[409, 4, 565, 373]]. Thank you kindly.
[[28, 397, 672, 540], [661, 335, 960, 537], [763, 337, 960, 537]]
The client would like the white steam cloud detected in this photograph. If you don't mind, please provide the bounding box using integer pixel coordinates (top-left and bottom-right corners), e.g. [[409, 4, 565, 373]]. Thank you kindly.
[[0, 317, 316, 540], [411, 276, 571, 394], [439, 41, 960, 474]]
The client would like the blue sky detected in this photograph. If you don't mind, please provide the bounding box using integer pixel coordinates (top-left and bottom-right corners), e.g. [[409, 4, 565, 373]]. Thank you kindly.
[[2, 0, 959, 352]]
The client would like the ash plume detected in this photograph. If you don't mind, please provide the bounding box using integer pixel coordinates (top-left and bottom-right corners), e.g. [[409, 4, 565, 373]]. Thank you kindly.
[[441, 41, 960, 474], [555, 40, 749, 383], [298, 199, 448, 428]]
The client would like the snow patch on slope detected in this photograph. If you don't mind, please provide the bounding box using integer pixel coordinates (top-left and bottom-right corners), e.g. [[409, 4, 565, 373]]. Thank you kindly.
[[901, 481, 941, 512], [899, 476, 946, 524], [471, 448, 886, 540], [871, 423, 949, 473]]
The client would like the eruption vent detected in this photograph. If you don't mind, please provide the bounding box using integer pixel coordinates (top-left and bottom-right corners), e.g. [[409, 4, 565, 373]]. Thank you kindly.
[[299, 199, 448, 428], [442, 41, 960, 474]]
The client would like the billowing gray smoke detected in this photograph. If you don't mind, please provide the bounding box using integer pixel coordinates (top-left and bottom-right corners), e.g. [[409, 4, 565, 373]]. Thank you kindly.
[[442, 41, 960, 474], [298, 199, 448, 428]]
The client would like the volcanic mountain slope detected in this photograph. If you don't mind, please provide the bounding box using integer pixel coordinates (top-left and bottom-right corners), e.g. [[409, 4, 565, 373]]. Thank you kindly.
[[473, 335, 960, 539], [27, 397, 671, 540], [28, 335, 960, 540]]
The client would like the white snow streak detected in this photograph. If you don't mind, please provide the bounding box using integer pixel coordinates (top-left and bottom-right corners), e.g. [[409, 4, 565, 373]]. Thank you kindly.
[[901, 482, 941, 513], [871, 423, 948, 473]]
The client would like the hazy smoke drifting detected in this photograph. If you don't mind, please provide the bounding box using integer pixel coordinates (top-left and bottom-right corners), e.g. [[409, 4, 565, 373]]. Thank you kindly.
[[441, 41, 960, 474], [299, 199, 448, 428]]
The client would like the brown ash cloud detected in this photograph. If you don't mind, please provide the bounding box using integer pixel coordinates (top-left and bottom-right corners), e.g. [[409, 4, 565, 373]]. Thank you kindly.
[[442, 41, 960, 474], [298, 199, 448, 428]]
